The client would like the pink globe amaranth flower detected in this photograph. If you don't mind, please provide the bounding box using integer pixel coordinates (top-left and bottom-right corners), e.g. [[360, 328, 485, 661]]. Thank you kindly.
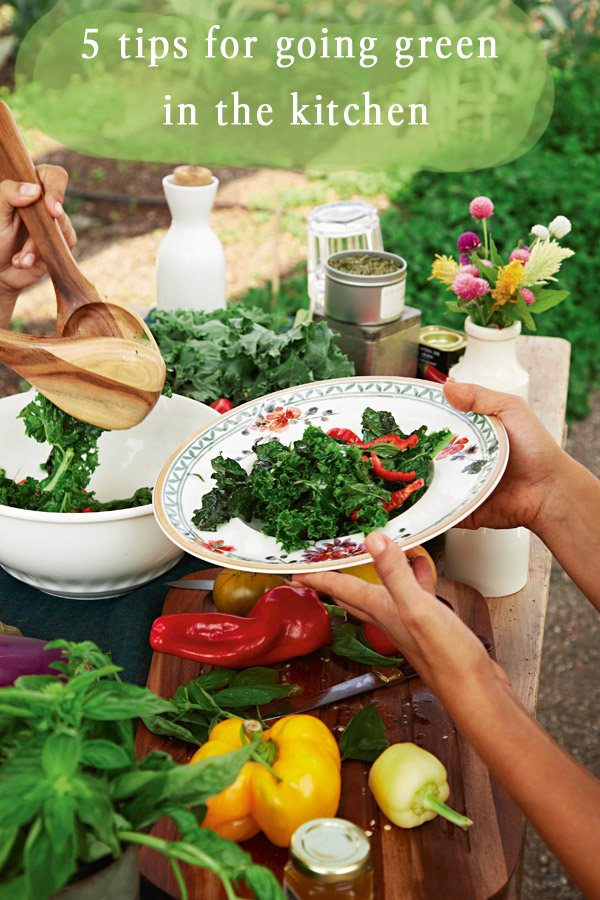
[[459, 254, 470, 266], [481, 259, 494, 268], [457, 231, 482, 255], [469, 196, 494, 219], [509, 247, 531, 263], [452, 272, 491, 301], [458, 264, 480, 277], [520, 288, 536, 306]]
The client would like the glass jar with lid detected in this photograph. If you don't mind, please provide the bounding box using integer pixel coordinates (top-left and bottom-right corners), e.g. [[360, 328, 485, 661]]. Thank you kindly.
[[283, 818, 374, 899]]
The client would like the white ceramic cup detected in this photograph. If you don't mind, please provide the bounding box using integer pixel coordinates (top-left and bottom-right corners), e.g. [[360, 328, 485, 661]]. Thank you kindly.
[[444, 526, 531, 597]]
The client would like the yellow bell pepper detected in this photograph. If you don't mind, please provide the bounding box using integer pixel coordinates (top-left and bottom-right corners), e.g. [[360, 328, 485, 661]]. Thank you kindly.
[[368, 742, 473, 829], [190, 715, 341, 847]]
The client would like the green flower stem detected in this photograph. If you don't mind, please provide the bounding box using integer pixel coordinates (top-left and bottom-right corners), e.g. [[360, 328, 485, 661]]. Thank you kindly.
[[421, 794, 473, 830], [482, 219, 489, 258], [118, 831, 242, 900], [169, 858, 188, 900]]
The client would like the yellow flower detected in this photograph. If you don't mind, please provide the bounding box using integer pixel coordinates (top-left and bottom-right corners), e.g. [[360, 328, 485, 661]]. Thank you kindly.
[[490, 259, 525, 309], [428, 254, 460, 287]]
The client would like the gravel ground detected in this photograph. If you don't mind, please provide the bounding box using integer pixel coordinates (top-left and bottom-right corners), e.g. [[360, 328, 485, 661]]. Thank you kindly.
[[521, 392, 600, 899]]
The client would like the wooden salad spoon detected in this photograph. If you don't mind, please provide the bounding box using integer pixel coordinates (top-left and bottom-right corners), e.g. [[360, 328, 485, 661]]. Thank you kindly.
[[0, 330, 166, 430], [0, 102, 166, 428]]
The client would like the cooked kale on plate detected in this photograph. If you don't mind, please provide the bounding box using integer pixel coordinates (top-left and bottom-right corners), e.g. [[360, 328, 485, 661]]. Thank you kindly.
[[191, 407, 452, 552]]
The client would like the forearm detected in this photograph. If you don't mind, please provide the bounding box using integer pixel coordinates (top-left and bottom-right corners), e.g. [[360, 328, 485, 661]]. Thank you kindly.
[[441, 674, 600, 899], [0, 289, 18, 329], [534, 451, 600, 610]]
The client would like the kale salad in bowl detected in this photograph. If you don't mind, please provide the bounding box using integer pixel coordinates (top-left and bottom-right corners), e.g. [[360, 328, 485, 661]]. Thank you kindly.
[[153, 376, 509, 574], [0, 391, 216, 598]]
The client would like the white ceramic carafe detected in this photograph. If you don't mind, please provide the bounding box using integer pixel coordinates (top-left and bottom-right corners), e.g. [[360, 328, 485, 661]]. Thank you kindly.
[[444, 316, 531, 597], [157, 175, 226, 312]]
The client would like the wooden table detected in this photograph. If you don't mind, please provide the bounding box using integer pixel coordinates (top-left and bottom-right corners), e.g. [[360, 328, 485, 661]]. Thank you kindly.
[[488, 336, 570, 714], [479, 335, 571, 898]]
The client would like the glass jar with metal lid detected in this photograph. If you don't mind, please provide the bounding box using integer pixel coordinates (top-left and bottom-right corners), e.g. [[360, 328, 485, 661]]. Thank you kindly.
[[283, 818, 374, 899]]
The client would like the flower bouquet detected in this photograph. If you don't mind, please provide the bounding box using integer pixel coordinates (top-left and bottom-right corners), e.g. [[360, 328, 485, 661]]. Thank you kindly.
[[429, 196, 575, 330]]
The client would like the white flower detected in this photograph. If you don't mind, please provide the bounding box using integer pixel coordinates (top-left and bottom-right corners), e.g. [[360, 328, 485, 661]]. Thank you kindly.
[[522, 239, 575, 287], [530, 224, 550, 240], [548, 215, 572, 239]]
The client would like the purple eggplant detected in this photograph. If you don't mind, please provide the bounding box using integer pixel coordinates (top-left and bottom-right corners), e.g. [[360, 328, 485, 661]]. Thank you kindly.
[[0, 634, 63, 687]]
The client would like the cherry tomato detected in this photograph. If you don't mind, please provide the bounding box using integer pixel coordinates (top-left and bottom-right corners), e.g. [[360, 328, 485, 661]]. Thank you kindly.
[[212, 569, 288, 616], [210, 398, 234, 414], [363, 622, 399, 656]]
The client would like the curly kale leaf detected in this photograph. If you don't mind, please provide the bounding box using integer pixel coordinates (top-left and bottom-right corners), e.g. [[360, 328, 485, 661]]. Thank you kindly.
[[0, 395, 152, 513], [149, 306, 354, 407], [191, 456, 252, 529], [20, 393, 104, 494]]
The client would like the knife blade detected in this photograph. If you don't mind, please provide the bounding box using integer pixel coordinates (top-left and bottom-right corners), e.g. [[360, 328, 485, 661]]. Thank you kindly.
[[261, 665, 415, 723], [164, 578, 217, 591]]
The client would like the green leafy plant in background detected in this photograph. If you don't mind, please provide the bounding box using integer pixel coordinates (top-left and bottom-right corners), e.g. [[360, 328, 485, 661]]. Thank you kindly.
[[0, 640, 284, 900], [379, 41, 600, 419]]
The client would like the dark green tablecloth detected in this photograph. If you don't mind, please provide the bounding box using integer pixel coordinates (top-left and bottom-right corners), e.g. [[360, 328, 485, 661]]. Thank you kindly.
[[0, 554, 214, 686]]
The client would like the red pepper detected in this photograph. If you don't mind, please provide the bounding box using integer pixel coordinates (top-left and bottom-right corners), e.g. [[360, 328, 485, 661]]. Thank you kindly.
[[424, 362, 448, 384], [384, 478, 425, 513], [150, 584, 332, 668], [363, 622, 399, 656], [328, 429, 419, 452], [359, 433, 419, 451], [369, 452, 416, 483], [327, 427, 362, 444], [210, 398, 234, 414]]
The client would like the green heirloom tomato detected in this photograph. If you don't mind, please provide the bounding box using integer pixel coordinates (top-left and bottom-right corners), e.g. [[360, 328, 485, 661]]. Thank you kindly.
[[212, 569, 288, 616]]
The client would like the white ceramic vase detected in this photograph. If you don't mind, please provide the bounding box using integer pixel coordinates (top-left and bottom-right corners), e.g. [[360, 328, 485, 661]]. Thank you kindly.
[[444, 316, 530, 597], [448, 316, 529, 399], [157, 174, 226, 313]]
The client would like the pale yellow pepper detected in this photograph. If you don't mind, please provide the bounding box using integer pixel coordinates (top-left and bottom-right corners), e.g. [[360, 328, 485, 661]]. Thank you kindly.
[[369, 742, 473, 829]]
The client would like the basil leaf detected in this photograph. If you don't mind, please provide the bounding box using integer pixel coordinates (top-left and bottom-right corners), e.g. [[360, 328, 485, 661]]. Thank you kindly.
[[244, 865, 287, 900], [42, 731, 80, 779], [231, 667, 281, 686], [141, 714, 209, 747], [80, 740, 132, 770], [331, 623, 403, 667], [339, 705, 389, 762], [0, 824, 19, 872], [323, 602, 346, 620], [23, 815, 77, 898], [213, 683, 297, 708], [80, 682, 174, 720], [43, 795, 76, 852]]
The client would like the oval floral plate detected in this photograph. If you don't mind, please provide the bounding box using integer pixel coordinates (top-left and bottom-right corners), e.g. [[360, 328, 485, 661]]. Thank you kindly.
[[154, 377, 508, 573]]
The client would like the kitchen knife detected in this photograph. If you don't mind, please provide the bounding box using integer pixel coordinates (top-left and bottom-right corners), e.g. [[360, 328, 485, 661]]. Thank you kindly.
[[164, 578, 217, 590], [261, 665, 414, 723]]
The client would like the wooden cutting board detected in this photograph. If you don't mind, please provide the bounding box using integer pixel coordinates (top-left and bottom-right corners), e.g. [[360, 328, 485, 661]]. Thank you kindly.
[[136, 570, 522, 900]]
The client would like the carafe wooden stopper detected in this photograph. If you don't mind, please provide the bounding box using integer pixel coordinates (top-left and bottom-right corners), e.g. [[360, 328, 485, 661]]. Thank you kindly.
[[173, 165, 213, 186]]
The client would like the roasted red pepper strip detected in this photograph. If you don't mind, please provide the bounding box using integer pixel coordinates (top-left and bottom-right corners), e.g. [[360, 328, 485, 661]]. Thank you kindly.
[[327, 427, 362, 444], [359, 433, 419, 450], [369, 452, 416, 483], [384, 478, 425, 513], [327, 429, 419, 453], [150, 584, 332, 668]]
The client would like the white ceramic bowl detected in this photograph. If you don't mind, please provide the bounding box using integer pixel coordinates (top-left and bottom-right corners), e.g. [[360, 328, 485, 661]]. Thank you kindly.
[[0, 392, 217, 598]]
